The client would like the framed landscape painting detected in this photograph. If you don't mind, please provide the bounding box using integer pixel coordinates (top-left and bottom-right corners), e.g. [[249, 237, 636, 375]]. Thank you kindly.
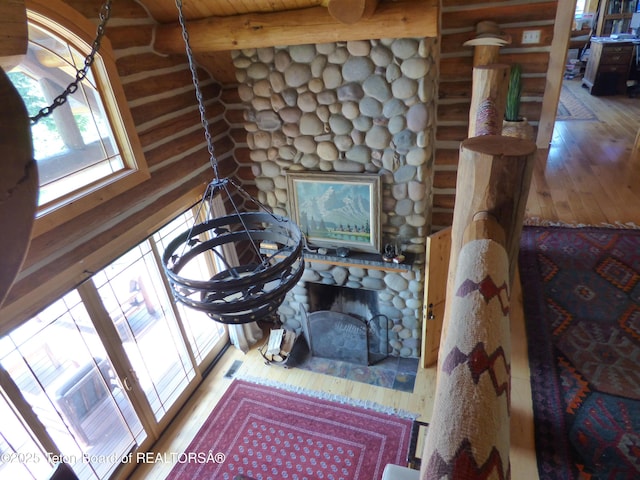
[[286, 172, 381, 253]]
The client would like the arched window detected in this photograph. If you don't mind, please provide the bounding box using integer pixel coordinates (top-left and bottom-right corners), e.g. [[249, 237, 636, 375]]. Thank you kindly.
[[9, 0, 149, 236]]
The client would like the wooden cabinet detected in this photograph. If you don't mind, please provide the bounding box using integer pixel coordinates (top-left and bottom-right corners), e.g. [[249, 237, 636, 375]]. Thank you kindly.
[[596, 0, 639, 37], [582, 40, 634, 95]]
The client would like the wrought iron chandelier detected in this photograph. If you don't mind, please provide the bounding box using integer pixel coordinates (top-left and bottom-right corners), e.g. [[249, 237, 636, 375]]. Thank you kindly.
[[161, 0, 304, 324], [23, 0, 303, 324]]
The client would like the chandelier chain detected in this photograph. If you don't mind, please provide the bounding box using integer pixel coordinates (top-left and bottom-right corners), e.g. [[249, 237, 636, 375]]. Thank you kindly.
[[176, 0, 219, 179], [30, 0, 113, 125]]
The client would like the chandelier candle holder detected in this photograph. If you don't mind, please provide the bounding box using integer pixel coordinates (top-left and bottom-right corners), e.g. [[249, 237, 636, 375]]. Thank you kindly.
[[161, 1, 304, 324]]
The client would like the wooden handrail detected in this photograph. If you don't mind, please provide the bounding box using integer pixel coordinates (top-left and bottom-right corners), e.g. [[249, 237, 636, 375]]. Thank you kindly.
[[421, 213, 512, 478]]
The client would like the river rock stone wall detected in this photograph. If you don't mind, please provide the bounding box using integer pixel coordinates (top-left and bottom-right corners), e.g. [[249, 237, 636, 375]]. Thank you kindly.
[[232, 37, 438, 357]]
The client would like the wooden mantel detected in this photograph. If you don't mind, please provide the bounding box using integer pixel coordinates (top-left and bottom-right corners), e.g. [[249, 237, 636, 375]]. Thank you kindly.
[[154, 0, 438, 53]]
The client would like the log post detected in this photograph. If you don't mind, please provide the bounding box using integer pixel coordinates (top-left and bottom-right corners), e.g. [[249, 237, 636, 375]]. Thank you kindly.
[[473, 45, 501, 67], [451, 135, 536, 285], [440, 135, 536, 354], [0, 68, 37, 308], [468, 64, 510, 137], [463, 21, 512, 68], [0, 0, 28, 70]]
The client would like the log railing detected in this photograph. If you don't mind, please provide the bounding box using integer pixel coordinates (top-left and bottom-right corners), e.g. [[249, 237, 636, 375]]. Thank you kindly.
[[419, 45, 536, 476], [419, 132, 535, 477], [421, 213, 512, 478]]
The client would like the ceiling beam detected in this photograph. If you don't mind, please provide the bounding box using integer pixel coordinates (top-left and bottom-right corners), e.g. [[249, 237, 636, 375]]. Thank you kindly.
[[154, 0, 438, 54], [324, 0, 379, 25]]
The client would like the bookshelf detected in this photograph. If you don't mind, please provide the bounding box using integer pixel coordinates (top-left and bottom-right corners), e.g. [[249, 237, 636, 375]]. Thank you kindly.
[[596, 0, 639, 36]]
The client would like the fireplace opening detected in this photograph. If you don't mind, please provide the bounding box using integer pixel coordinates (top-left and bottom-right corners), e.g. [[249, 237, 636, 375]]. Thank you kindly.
[[301, 284, 389, 365], [308, 283, 379, 321]]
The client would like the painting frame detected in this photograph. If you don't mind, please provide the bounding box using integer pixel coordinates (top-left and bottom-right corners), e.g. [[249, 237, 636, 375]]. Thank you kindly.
[[286, 171, 381, 254]]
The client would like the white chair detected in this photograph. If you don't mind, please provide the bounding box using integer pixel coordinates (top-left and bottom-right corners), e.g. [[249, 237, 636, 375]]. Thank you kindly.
[[381, 463, 420, 480]]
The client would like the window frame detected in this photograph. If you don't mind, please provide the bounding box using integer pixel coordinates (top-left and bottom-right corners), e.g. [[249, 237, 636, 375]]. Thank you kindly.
[[25, 0, 149, 238], [0, 201, 230, 479]]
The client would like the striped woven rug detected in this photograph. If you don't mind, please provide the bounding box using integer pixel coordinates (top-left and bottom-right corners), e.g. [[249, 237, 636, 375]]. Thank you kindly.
[[556, 84, 597, 121]]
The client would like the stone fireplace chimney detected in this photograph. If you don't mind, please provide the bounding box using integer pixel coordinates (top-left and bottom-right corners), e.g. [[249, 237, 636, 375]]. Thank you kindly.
[[233, 37, 438, 358]]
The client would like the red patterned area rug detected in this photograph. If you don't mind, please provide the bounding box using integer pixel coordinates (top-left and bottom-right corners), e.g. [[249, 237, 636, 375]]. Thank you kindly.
[[519, 226, 640, 479], [167, 380, 413, 480]]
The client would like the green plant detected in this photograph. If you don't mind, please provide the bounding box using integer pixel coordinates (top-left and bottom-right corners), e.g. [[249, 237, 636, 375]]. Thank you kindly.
[[505, 64, 522, 122]]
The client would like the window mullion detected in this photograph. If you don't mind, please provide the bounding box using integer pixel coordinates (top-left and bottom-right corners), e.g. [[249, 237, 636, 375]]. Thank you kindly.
[[75, 281, 160, 441], [0, 365, 59, 464], [38, 78, 86, 150], [147, 238, 200, 372]]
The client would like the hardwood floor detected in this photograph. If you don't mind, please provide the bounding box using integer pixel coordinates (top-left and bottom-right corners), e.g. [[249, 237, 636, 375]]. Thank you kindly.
[[128, 80, 640, 480], [526, 78, 640, 226]]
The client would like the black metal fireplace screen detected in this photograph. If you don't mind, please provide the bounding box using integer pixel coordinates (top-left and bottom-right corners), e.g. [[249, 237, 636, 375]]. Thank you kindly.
[[300, 308, 389, 366]]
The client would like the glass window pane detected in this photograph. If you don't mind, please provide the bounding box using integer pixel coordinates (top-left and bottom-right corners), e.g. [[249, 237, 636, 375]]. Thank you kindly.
[[0, 292, 144, 480], [8, 22, 124, 207], [154, 211, 226, 364], [93, 241, 195, 421], [0, 390, 50, 480]]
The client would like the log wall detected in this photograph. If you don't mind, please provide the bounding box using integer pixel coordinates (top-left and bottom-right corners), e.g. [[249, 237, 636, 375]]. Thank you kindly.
[[0, 0, 246, 333], [2, 0, 565, 330], [433, 0, 560, 230]]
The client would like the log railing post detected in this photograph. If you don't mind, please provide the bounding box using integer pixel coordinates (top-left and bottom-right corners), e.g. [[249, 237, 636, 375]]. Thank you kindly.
[[463, 20, 512, 68], [450, 135, 536, 286], [440, 135, 536, 353], [468, 64, 510, 137], [473, 45, 501, 67]]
